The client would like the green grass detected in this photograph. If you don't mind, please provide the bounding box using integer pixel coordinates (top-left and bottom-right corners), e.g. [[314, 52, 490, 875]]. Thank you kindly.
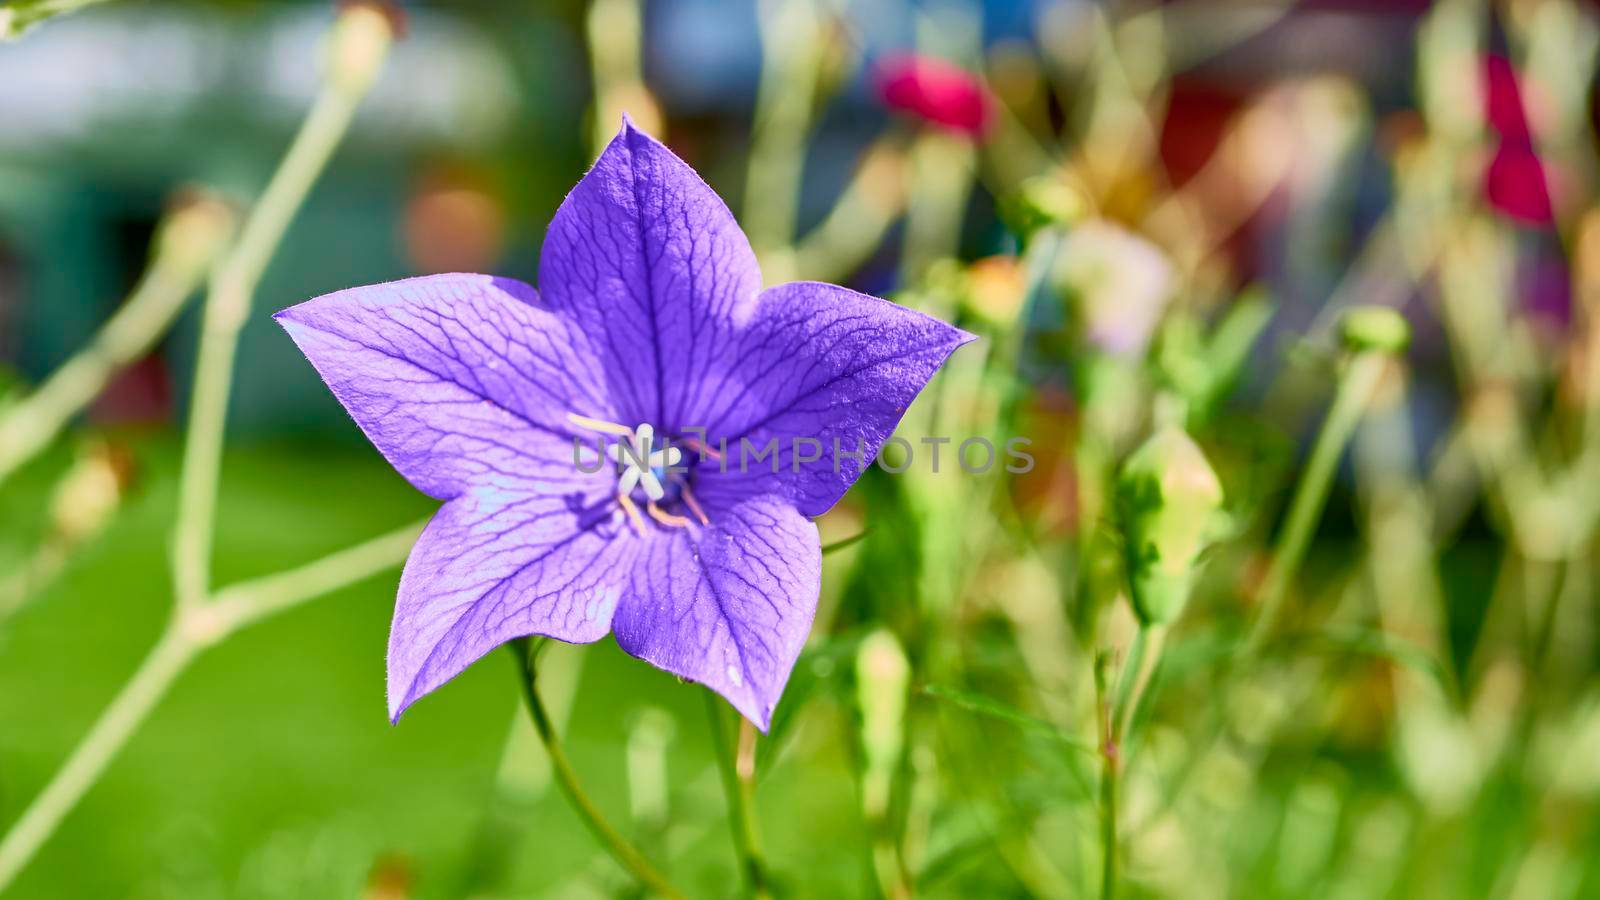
[[0, 438, 868, 899]]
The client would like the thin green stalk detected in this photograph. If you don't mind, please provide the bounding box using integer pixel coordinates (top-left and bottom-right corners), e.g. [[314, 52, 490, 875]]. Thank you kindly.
[[793, 138, 907, 282], [1248, 351, 1388, 651], [171, 8, 391, 610], [706, 692, 771, 898], [0, 628, 195, 891], [899, 131, 976, 289], [1113, 623, 1166, 742], [0, 516, 421, 894], [0, 199, 229, 490], [743, 0, 824, 282], [1094, 654, 1118, 900], [507, 639, 686, 900]]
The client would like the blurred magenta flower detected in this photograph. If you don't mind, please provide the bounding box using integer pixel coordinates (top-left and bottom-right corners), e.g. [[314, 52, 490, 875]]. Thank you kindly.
[[1485, 143, 1554, 225], [275, 120, 971, 728], [1483, 55, 1533, 143], [874, 53, 995, 138], [1481, 55, 1554, 226]]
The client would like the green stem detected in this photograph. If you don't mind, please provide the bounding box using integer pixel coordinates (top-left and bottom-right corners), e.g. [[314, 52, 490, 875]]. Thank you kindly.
[[1112, 623, 1166, 742], [507, 639, 686, 900], [0, 628, 196, 893], [0, 517, 418, 894], [1094, 654, 1117, 900], [170, 37, 384, 610], [0, 195, 230, 490], [1248, 351, 1388, 651], [743, 0, 824, 281], [706, 692, 772, 898]]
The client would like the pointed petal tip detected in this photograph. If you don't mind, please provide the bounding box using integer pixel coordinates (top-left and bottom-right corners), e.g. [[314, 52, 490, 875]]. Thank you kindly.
[[386, 687, 410, 725]]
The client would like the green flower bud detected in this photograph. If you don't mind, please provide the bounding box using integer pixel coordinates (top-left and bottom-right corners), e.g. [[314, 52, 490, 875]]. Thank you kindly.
[[1340, 305, 1410, 354], [1003, 175, 1086, 239], [1116, 426, 1225, 624], [49, 440, 136, 547], [154, 190, 236, 279], [326, 1, 398, 97]]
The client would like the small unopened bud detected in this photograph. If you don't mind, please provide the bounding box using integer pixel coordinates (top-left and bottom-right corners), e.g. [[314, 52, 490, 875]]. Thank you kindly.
[[154, 189, 236, 277], [1004, 174, 1086, 238], [963, 256, 1026, 327], [855, 629, 909, 819], [1340, 306, 1410, 354], [49, 441, 136, 547], [1116, 426, 1225, 624], [326, 1, 398, 97]]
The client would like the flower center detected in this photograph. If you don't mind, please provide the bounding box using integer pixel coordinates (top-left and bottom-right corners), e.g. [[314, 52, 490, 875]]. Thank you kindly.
[[567, 413, 710, 535]]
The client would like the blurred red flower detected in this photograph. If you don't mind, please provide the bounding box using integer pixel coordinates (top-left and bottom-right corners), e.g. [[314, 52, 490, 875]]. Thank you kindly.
[[1483, 55, 1532, 143], [1481, 55, 1554, 226], [874, 53, 994, 138], [1485, 144, 1554, 225]]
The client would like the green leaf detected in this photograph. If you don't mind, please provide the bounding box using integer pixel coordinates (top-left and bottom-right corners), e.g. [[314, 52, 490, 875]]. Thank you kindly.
[[1303, 627, 1458, 701], [921, 684, 1096, 756], [820, 529, 871, 555]]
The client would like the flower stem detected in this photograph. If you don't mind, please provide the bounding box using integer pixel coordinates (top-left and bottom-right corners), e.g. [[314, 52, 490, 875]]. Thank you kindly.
[[1113, 623, 1166, 741], [506, 639, 686, 900], [743, 0, 824, 282], [1248, 350, 1388, 651], [706, 692, 772, 898], [0, 628, 195, 891], [171, 8, 391, 610], [0, 199, 229, 491], [0, 518, 420, 893], [1094, 653, 1118, 900]]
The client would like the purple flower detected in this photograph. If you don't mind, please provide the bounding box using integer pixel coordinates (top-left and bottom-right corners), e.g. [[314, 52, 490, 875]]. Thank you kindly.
[[275, 120, 972, 729]]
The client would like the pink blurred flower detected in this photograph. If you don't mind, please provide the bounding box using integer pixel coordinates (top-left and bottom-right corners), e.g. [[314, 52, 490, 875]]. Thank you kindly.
[[1480, 55, 1554, 226], [1483, 55, 1532, 143], [1485, 144, 1554, 225], [874, 53, 994, 138]]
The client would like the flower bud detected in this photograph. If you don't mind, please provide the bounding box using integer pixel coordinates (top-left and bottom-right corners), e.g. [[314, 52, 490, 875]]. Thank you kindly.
[[963, 256, 1026, 328], [1004, 175, 1086, 239], [1340, 305, 1410, 354], [154, 189, 236, 278], [1116, 426, 1224, 624], [326, 1, 398, 97], [49, 441, 136, 548], [855, 629, 909, 819]]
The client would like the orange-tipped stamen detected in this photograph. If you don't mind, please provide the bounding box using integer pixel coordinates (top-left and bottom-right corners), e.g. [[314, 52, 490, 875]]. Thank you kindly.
[[685, 436, 723, 461], [647, 501, 692, 528], [680, 485, 711, 525], [617, 492, 647, 536], [568, 412, 635, 437]]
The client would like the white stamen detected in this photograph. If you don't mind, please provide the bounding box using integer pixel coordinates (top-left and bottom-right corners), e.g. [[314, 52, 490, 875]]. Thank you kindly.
[[617, 466, 641, 495], [611, 422, 673, 502]]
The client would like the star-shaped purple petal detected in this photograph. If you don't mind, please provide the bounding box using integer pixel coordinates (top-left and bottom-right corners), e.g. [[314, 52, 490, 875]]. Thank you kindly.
[[277, 120, 973, 729]]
